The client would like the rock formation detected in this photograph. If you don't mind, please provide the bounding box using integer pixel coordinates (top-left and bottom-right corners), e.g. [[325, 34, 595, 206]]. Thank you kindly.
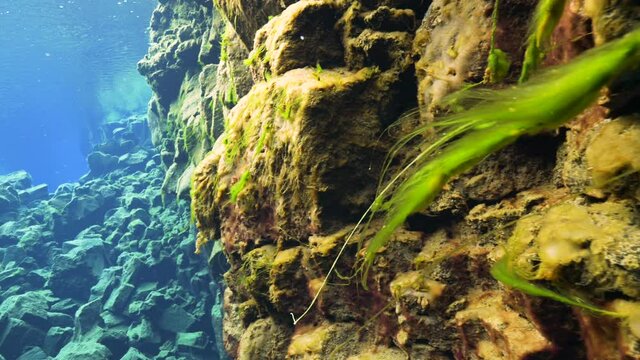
[[139, 0, 640, 358]]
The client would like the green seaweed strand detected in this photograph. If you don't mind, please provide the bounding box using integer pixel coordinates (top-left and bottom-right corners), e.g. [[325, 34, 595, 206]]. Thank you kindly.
[[361, 27, 640, 285], [491, 257, 623, 317], [519, 0, 568, 83], [485, 0, 511, 83]]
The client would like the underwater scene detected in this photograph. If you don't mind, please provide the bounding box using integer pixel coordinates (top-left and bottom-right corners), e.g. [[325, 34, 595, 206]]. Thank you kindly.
[[1, 0, 640, 359]]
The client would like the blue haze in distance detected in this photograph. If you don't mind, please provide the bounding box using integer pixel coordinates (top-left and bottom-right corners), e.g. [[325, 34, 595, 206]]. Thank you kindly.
[[0, 0, 156, 188]]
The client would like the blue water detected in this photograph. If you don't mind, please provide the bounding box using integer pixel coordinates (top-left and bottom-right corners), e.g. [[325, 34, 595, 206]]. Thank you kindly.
[[0, 0, 156, 189]]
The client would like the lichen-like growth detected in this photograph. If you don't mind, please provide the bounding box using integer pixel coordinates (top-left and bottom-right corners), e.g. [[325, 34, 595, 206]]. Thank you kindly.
[[586, 116, 640, 188], [502, 200, 640, 299]]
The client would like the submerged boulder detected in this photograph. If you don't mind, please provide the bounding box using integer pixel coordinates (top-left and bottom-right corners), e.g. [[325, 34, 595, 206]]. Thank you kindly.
[[54, 341, 111, 360]]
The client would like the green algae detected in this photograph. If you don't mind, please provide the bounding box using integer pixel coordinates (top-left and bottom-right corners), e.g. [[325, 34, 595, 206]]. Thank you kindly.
[[243, 44, 267, 67], [519, 0, 568, 83], [491, 256, 623, 317], [360, 27, 640, 284], [229, 170, 251, 203], [484, 0, 511, 84]]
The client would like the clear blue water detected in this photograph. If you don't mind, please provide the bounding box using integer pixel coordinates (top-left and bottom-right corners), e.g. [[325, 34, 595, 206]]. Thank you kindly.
[[0, 0, 156, 189]]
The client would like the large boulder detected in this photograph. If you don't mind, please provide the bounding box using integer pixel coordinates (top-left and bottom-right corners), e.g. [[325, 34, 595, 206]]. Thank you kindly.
[[0, 170, 32, 190], [47, 237, 107, 300], [0, 315, 46, 359], [0, 290, 53, 331], [54, 341, 111, 360], [87, 151, 119, 176]]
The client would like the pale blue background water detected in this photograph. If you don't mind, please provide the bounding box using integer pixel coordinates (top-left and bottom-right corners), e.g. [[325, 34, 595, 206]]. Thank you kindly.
[[0, 0, 156, 188]]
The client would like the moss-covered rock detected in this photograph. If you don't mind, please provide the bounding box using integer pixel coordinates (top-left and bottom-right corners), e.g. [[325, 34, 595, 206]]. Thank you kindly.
[[142, 0, 640, 358], [192, 66, 388, 255], [213, 0, 286, 50], [506, 200, 640, 298], [414, 0, 536, 120], [251, 0, 347, 78], [235, 317, 291, 360], [586, 116, 640, 195]]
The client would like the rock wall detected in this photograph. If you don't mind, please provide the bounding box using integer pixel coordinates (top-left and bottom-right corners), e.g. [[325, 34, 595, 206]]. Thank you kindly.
[[141, 0, 640, 358]]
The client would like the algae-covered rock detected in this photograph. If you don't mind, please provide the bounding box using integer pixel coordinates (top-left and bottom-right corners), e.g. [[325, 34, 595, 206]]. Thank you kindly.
[[586, 116, 640, 194], [213, 0, 285, 50], [252, 0, 347, 78], [268, 247, 309, 314], [506, 200, 640, 297], [287, 322, 362, 359], [193, 66, 387, 253], [235, 317, 290, 360], [141, 0, 640, 357], [414, 0, 535, 120], [138, 0, 212, 109], [455, 291, 554, 359]]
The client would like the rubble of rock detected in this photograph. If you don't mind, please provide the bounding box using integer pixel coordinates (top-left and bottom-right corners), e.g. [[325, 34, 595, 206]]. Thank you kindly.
[[0, 115, 226, 360]]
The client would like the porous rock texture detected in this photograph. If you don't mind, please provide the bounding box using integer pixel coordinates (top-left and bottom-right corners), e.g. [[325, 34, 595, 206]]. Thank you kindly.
[[141, 0, 640, 358]]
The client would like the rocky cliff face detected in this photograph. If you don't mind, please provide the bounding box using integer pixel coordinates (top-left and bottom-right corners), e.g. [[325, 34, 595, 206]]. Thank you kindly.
[[140, 0, 640, 358]]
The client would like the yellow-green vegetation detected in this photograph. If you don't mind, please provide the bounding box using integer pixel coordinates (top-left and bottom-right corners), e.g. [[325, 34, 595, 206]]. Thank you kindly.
[[192, 152, 224, 254], [505, 203, 596, 281], [220, 27, 231, 62], [243, 44, 267, 67], [612, 301, 640, 338], [218, 25, 240, 106], [313, 62, 323, 81], [491, 257, 622, 317], [360, 27, 640, 284], [586, 116, 640, 188], [229, 170, 251, 203], [309, 227, 352, 257], [519, 0, 568, 83], [238, 245, 277, 297], [389, 271, 445, 309], [223, 71, 239, 106], [496, 199, 640, 318], [287, 323, 332, 357], [192, 66, 379, 257], [274, 89, 302, 121], [484, 0, 510, 83]]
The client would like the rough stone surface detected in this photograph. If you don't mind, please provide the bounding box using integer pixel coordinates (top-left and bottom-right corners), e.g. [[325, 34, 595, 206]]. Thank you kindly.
[[141, 0, 640, 359]]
